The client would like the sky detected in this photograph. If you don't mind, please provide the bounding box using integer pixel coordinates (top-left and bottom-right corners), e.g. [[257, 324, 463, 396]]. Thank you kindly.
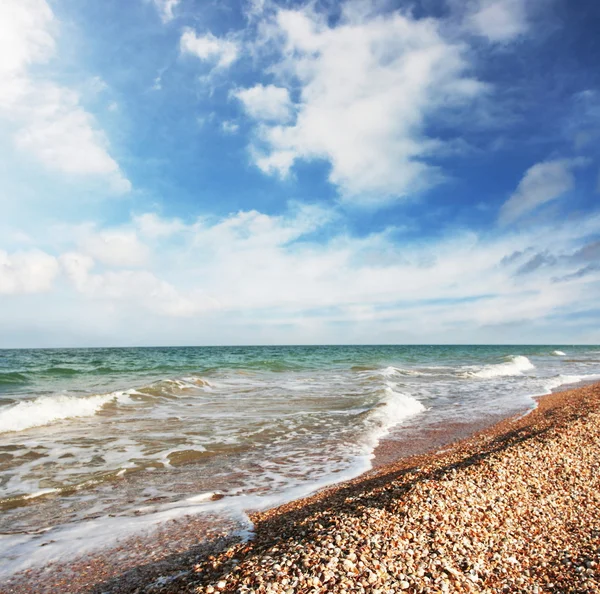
[[0, 0, 599, 347]]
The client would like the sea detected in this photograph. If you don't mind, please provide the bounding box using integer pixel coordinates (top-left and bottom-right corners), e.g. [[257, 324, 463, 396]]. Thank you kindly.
[[1, 345, 599, 578]]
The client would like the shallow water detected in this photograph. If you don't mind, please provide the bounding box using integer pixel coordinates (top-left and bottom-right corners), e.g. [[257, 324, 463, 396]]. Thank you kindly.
[[0, 345, 599, 576]]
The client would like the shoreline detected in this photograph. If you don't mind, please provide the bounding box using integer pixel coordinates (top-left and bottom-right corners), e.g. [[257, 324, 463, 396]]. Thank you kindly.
[[2, 381, 599, 593]]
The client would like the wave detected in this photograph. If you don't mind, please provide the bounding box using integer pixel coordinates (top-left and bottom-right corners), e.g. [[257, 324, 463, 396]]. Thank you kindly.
[[0, 391, 132, 434], [467, 355, 535, 379], [368, 383, 425, 438], [379, 366, 424, 377], [350, 365, 378, 372], [0, 372, 29, 386], [40, 367, 80, 377], [552, 350, 566, 356]]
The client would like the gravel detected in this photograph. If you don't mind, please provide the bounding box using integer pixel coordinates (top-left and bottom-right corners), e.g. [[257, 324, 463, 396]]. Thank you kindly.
[[150, 383, 600, 593]]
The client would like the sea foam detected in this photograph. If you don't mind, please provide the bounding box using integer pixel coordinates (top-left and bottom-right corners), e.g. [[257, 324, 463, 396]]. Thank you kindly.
[[0, 391, 131, 433], [366, 383, 426, 446], [552, 350, 566, 356], [469, 355, 535, 379]]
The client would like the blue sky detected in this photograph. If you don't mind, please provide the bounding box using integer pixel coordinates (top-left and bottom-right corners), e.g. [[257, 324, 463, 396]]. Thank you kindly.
[[0, 0, 599, 347]]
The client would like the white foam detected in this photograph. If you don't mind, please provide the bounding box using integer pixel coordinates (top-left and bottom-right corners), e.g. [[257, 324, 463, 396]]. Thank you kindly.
[[0, 391, 132, 434], [469, 355, 535, 379], [360, 383, 426, 456], [542, 373, 600, 393], [552, 350, 566, 356], [373, 385, 426, 429]]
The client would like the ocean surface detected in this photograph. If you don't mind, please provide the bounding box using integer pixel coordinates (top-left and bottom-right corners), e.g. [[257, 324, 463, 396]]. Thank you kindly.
[[1, 345, 599, 577]]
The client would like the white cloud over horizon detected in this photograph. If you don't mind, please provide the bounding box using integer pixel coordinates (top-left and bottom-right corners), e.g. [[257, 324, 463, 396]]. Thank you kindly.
[[0, 250, 59, 295], [2, 204, 599, 345]]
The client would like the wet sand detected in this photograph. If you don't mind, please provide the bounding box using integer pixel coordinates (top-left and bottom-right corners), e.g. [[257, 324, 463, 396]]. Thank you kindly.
[[2, 382, 600, 593]]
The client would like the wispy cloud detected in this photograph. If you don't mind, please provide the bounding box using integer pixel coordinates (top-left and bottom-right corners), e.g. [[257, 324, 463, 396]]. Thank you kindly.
[[153, 0, 180, 23], [499, 158, 586, 225]]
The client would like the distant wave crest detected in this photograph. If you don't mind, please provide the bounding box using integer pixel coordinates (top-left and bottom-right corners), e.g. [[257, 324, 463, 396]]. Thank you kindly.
[[552, 350, 566, 356], [379, 366, 424, 377]]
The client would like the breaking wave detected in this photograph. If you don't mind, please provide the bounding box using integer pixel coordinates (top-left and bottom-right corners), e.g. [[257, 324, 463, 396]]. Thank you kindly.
[[468, 355, 535, 379], [552, 350, 566, 356], [0, 391, 132, 434], [367, 383, 426, 443]]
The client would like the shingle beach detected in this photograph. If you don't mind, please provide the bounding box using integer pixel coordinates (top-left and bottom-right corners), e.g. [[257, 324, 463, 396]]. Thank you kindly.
[[3, 383, 600, 593]]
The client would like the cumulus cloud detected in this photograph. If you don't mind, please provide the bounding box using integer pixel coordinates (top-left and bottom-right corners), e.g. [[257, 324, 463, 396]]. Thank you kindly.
[[499, 159, 585, 225], [0, 0, 130, 192], [0, 250, 59, 294], [466, 0, 528, 42], [232, 84, 293, 122], [242, 4, 487, 203], [180, 29, 239, 69]]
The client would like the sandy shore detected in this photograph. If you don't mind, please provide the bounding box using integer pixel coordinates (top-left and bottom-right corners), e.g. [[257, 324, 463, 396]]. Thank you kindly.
[[2, 383, 600, 593]]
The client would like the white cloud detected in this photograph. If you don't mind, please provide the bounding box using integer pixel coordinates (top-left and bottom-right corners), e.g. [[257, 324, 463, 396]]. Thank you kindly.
[[2, 206, 600, 343], [134, 213, 186, 238], [14, 84, 131, 192], [97, 206, 600, 325], [180, 29, 239, 69], [0, 0, 54, 108], [467, 0, 528, 42], [0, 0, 130, 193], [0, 250, 59, 294], [245, 5, 487, 203], [153, 0, 180, 23], [60, 252, 218, 317], [500, 159, 584, 225], [233, 84, 293, 122], [80, 229, 150, 268]]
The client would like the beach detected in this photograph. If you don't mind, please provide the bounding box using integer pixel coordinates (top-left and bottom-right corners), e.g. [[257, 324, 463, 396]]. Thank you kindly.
[[3, 381, 600, 593]]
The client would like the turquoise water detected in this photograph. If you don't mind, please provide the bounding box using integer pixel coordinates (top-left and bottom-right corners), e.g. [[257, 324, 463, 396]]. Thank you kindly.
[[1, 345, 599, 575]]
